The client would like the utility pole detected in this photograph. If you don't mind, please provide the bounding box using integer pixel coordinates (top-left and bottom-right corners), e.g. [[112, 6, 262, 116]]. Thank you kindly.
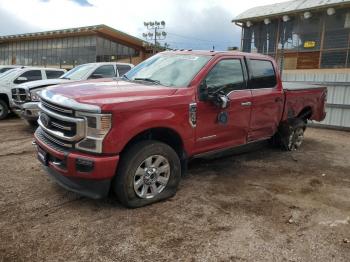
[[143, 21, 167, 54]]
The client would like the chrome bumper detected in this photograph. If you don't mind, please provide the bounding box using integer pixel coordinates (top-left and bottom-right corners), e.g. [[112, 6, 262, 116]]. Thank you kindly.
[[13, 102, 40, 121]]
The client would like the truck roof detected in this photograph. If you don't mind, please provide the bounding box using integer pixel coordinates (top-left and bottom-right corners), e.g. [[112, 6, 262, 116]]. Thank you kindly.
[[162, 50, 271, 60]]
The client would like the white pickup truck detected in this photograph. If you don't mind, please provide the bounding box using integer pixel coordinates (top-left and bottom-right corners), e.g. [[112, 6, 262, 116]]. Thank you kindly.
[[0, 67, 65, 120], [11, 62, 134, 126]]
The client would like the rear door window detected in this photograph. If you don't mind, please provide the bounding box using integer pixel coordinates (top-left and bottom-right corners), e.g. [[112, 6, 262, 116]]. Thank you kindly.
[[46, 70, 64, 79], [249, 59, 277, 89], [91, 65, 116, 78], [117, 65, 132, 76]]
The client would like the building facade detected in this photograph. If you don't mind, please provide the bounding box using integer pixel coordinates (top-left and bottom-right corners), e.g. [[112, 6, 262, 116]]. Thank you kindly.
[[233, 0, 350, 129], [233, 0, 350, 70], [0, 25, 153, 69]]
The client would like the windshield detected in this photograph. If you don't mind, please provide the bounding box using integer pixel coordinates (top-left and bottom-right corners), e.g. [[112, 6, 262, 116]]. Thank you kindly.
[[0, 67, 14, 74], [124, 53, 211, 87], [0, 68, 20, 80], [60, 64, 96, 81]]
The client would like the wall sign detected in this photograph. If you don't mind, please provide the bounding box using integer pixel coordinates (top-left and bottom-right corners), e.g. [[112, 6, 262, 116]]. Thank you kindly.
[[304, 41, 316, 48]]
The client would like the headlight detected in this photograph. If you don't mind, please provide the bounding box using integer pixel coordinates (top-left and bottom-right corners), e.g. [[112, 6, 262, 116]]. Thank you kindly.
[[75, 111, 112, 153], [30, 89, 43, 102]]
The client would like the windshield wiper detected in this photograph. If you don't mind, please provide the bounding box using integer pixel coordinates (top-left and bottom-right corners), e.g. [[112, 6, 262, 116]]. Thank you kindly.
[[122, 74, 130, 80], [133, 78, 161, 85], [61, 77, 70, 80]]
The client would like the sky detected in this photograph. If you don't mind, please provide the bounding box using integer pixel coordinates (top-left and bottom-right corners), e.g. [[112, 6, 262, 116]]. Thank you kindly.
[[0, 0, 287, 51]]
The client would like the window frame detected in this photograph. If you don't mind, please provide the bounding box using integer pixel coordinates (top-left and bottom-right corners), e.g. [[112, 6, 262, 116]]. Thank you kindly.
[[13, 69, 43, 84], [91, 64, 116, 78], [199, 56, 248, 99], [246, 58, 277, 89], [116, 64, 132, 77], [45, 70, 64, 79]]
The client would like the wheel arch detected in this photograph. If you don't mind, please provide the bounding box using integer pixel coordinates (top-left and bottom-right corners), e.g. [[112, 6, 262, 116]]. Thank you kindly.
[[120, 127, 188, 175], [0, 93, 9, 107], [297, 106, 313, 122]]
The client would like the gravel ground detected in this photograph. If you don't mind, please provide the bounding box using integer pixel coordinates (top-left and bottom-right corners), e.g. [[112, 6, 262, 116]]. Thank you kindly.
[[0, 118, 349, 262]]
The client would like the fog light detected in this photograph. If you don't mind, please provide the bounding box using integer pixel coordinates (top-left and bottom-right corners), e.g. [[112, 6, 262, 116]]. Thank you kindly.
[[76, 158, 94, 173]]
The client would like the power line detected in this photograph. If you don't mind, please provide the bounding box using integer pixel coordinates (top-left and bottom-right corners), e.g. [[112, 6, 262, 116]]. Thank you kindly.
[[167, 32, 235, 44]]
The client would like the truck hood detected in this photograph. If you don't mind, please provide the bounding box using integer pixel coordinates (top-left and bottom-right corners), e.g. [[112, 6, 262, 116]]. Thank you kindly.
[[18, 79, 71, 91], [45, 79, 178, 106]]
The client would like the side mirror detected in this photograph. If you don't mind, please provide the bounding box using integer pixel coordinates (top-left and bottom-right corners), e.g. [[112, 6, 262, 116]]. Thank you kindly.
[[15, 76, 28, 83], [89, 74, 103, 79], [216, 94, 229, 109], [199, 80, 209, 101]]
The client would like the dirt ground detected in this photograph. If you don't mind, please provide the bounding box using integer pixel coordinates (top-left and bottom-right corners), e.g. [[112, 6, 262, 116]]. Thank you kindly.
[[0, 117, 349, 262]]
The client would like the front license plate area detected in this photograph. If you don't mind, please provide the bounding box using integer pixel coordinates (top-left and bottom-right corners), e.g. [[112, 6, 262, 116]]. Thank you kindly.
[[37, 146, 48, 166]]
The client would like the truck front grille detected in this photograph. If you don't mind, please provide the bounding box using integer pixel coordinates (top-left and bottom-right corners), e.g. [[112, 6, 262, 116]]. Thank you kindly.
[[12, 88, 29, 103], [37, 100, 86, 149], [35, 127, 72, 153], [41, 99, 73, 116]]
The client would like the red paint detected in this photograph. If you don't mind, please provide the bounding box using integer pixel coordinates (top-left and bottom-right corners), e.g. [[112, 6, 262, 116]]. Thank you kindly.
[[35, 51, 327, 187]]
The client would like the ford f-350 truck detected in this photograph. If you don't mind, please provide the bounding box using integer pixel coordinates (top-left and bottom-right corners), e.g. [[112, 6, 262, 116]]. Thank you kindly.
[[34, 51, 327, 208]]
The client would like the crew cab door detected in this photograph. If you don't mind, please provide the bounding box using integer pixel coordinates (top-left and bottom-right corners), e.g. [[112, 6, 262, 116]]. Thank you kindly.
[[247, 59, 284, 141], [194, 57, 252, 154]]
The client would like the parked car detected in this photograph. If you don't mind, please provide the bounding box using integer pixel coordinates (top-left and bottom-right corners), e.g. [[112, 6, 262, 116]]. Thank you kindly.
[[0, 65, 24, 75], [0, 67, 66, 120], [11, 62, 134, 125], [34, 51, 327, 208]]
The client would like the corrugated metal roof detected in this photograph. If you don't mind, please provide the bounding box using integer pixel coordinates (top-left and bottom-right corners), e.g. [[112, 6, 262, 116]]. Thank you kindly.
[[0, 24, 147, 47], [233, 0, 350, 22]]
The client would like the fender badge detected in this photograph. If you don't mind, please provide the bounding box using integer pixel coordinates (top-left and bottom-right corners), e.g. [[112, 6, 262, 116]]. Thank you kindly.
[[217, 111, 229, 125]]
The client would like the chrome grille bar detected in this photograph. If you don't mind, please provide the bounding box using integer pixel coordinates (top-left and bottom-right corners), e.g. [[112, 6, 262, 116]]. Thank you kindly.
[[38, 103, 85, 142], [50, 121, 72, 131], [12, 88, 29, 103], [41, 99, 73, 115], [40, 129, 73, 148]]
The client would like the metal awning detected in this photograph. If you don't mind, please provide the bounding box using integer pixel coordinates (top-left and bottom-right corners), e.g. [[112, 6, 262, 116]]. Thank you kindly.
[[232, 0, 350, 22]]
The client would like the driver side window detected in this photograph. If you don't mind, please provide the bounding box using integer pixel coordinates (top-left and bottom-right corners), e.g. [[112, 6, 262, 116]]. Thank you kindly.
[[14, 70, 42, 84], [205, 59, 245, 94]]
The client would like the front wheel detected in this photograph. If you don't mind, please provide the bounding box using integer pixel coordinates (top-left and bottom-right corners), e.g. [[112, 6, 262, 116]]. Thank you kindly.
[[113, 140, 182, 208], [0, 100, 9, 120]]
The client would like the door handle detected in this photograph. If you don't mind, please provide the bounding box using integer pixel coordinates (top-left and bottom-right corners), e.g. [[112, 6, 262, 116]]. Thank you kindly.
[[241, 102, 252, 106]]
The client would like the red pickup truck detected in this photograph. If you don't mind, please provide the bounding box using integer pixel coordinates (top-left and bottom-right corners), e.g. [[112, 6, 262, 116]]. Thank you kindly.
[[34, 51, 327, 207]]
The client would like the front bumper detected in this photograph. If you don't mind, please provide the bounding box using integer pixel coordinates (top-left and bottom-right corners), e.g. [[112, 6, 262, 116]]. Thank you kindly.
[[13, 102, 40, 121], [34, 128, 119, 199]]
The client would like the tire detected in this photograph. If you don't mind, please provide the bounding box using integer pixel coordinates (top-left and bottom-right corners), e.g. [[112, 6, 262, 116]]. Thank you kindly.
[[113, 140, 182, 208], [275, 118, 306, 151], [25, 119, 38, 128], [0, 100, 9, 120]]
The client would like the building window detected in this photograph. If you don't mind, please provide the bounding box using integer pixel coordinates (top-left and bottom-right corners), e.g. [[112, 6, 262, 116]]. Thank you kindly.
[[321, 50, 348, 68]]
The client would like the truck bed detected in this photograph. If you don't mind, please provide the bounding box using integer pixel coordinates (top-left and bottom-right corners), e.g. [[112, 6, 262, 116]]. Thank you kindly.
[[282, 82, 325, 91], [282, 82, 327, 122]]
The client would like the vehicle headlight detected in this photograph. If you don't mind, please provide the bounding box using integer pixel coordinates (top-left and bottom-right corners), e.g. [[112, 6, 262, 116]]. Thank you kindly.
[[75, 112, 112, 153], [30, 89, 43, 102]]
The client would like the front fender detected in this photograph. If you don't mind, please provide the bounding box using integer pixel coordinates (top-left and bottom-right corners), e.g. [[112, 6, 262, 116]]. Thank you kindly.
[[103, 107, 193, 154]]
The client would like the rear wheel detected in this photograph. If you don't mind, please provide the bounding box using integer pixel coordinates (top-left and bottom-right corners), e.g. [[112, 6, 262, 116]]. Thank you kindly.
[[113, 140, 181, 208], [275, 118, 306, 151], [0, 100, 9, 120]]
